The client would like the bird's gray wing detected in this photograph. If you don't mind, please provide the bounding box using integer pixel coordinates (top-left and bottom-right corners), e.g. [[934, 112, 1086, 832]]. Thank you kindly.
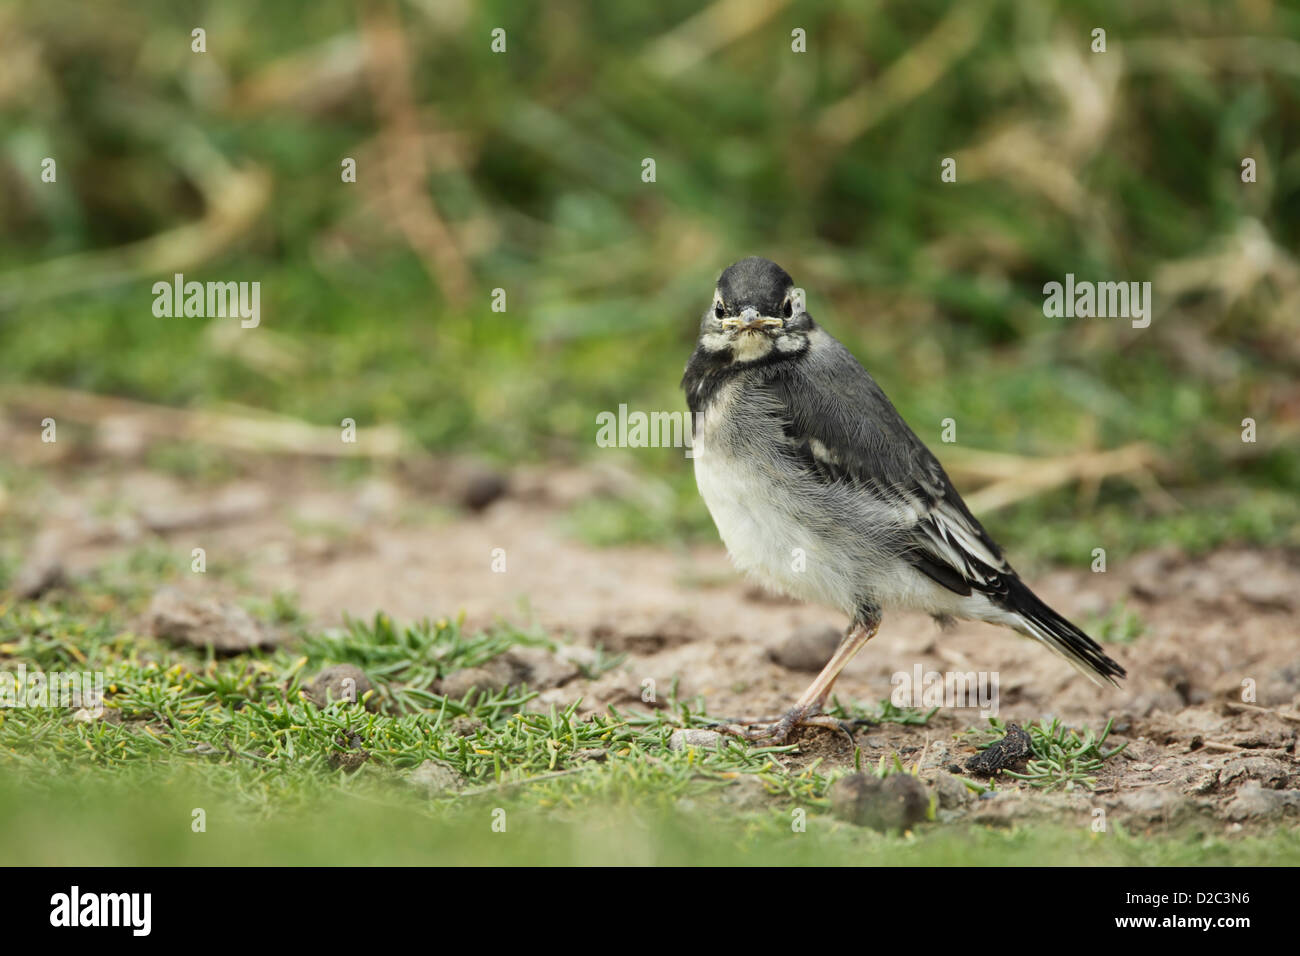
[[764, 332, 1013, 600]]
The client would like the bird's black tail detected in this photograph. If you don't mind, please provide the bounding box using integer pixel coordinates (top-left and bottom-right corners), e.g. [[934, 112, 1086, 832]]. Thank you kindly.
[[1004, 579, 1126, 686]]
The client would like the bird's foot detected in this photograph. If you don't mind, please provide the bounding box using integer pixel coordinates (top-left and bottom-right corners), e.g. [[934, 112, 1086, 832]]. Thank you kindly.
[[712, 704, 854, 746]]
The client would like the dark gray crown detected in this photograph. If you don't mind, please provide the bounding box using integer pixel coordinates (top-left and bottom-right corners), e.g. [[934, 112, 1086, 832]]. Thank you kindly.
[[716, 257, 794, 316]]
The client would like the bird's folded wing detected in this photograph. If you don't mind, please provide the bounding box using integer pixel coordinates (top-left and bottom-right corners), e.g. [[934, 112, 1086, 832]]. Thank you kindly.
[[766, 346, 1015, 601]]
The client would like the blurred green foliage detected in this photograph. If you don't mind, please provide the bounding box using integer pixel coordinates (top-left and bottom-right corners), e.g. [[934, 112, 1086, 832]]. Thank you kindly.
[[1, 0, 1298, 559]]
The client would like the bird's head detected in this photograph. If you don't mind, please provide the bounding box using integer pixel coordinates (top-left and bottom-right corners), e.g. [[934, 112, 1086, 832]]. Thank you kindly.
[[697, 257, 813, 364]]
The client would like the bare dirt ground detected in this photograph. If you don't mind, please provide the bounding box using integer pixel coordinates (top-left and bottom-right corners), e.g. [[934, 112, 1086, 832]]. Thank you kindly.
[[13, 449, 1300, 831]]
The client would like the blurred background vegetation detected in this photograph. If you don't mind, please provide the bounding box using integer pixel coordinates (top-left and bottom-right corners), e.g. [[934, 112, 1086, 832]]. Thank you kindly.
[[1, 0, 1298, 564]]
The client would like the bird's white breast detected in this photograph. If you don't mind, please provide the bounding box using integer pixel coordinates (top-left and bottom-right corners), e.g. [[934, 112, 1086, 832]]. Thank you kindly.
[[693, 436, 785, 576], [691, 381, 859, 613], [689, 373, 968, 619]]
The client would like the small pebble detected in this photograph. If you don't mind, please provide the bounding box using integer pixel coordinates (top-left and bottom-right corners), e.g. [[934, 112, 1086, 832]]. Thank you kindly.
[[768, 626, 840, 673]]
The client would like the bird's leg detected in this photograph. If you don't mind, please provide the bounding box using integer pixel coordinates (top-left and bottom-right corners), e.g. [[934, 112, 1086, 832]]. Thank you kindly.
[[721, 612, 881, 744]]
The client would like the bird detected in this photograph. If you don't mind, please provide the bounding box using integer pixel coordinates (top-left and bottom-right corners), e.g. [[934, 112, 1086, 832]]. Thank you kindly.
[[682, 256, 1125, 742]]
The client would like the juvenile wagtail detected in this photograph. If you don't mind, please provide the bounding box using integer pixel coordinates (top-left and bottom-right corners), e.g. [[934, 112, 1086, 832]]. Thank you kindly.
[[682, 257, 1125, 741]]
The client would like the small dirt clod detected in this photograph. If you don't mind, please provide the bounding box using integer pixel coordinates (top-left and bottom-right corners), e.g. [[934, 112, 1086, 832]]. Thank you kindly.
[[407, 759, 462, 796], [830, 773, 931, 831], [328, 733, 370, 774], [965, 723, 1033, 777], [307, 664, 376, 710], [146, 588, 280, 653]]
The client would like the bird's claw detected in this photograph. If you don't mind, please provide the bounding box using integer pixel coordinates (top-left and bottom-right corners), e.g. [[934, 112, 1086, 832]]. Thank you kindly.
[[711, 706, 855, 746]]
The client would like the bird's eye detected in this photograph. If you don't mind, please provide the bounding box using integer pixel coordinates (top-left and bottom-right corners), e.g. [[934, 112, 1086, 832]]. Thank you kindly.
[[782, 298, 794, 318], [714, 304, 725, 319]]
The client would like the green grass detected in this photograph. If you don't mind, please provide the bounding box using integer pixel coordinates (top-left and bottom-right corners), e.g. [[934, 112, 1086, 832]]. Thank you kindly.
[[967, 717, 1128, 791], [0, 588, 840, 812], [1, 573, 1293, 866]]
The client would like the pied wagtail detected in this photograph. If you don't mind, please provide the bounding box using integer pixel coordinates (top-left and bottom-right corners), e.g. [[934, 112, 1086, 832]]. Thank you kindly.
[[682, 257, 1125, 741]]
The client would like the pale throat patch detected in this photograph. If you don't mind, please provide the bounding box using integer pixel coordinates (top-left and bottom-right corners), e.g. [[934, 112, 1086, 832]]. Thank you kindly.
[[730, 330, 775, 362], [701, 330, 805, 364]]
